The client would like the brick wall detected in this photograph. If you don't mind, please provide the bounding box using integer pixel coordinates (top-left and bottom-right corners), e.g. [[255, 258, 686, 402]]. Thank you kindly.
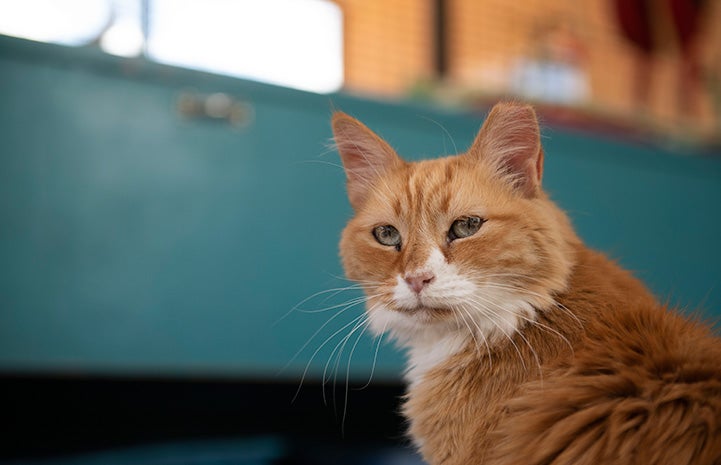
[[339, 0, 434, 96], [338, 0, 721, 132]]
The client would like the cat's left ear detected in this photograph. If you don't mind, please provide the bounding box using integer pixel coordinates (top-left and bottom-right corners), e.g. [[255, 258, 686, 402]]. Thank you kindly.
[[468, 102, 544, 198], [332, 112, 403, 210]]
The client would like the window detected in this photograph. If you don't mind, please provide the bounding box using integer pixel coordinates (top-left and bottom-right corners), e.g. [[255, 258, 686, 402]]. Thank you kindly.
[[0, 0, 343, 94], [0, 0, 111, 46]]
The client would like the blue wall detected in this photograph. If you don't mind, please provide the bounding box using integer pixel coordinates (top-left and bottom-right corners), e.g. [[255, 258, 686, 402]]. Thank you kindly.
[[0, 36, 719, 382]]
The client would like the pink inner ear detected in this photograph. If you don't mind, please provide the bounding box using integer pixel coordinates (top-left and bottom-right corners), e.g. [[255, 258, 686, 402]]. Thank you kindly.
[[331, 112, 402, 209], [339, 147, 383, 208], [471, 103, 544, 198]]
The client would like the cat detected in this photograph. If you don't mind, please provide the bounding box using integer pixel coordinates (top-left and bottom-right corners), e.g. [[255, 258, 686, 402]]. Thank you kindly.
[[330, 102, 721, 465]]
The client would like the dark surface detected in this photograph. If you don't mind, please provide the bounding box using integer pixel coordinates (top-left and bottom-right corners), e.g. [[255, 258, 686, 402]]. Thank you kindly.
[[2, 374, 408, 461]]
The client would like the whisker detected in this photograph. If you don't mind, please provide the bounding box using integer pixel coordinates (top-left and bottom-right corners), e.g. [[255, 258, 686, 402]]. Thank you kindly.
[[472, 294, 575, 356], [357, 313, 388, 390], [282, 295, 374, 377], [471, 273, 583, 328], [455, 304, 494, 368], [296, 159, 346, 170], [292, 311, 366, 403], [341, 314, 373, 433], [465, 299, 528, 373], [477, 280, 583, 328], [324, 313, 370, 408], [455, 305, 481, 356], [295, 295, 372, 314], [468, 295, 542, 379], [323, 272, 383, 286], [324, 314, 367, 388], [276, 284, 369, 325], [419, 116, 459, 155]]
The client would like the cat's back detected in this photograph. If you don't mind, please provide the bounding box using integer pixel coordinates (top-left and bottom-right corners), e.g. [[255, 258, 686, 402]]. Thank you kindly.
[[485, 274, 721, 465]]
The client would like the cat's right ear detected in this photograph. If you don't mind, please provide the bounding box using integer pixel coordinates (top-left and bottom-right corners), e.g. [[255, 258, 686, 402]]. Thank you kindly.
[[332, 112, 403, 210]]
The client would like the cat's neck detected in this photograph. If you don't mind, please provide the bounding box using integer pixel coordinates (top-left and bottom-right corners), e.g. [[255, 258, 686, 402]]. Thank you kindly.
[[557, 243, 658, 320], [404, 328, 471, 389]]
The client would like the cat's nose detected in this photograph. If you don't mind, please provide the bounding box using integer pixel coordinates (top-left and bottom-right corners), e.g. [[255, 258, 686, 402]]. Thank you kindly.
[[404, 271, 435, 294]]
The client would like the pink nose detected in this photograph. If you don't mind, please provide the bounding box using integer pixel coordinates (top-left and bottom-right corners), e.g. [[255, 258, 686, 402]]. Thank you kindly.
[[404, 271, 435, 294]]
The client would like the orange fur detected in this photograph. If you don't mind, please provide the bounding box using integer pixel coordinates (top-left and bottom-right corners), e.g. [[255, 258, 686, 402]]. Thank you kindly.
[[332, 103, 721, 465]]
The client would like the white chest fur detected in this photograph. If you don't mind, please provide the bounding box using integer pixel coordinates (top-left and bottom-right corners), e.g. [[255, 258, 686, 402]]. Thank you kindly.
[[405, 329, 471, 388]]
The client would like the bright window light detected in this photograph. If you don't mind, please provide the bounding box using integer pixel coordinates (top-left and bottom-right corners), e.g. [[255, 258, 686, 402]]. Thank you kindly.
[[100, 19, 144, 57], [0, 0, 344, 94], [0, 0, 109, 45], [147, 0, 344, 94]]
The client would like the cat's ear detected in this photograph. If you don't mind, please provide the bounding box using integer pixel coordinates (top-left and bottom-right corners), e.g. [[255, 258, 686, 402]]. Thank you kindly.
[[468, 102, 544, 198], [332, 112, 403, 210]]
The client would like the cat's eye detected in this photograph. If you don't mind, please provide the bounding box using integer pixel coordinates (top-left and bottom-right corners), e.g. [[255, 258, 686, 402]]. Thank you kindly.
[[373, 225, 402, 250], [449, 216, 485, 241]]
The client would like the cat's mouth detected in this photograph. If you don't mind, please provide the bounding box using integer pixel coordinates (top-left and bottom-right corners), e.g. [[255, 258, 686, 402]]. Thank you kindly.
[[394, 303, 454, 321]]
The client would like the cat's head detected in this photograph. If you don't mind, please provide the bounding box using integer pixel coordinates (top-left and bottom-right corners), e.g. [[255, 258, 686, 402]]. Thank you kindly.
[[333, 102, 578, 346]]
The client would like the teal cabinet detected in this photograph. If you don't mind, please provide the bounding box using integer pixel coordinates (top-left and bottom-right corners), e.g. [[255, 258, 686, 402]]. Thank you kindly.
[[0, 36, 719, 381]]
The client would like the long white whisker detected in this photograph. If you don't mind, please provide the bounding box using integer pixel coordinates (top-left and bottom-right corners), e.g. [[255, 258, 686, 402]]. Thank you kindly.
[[282, 296, 374, 377], [292, 311, 366, 403], [295, 294, 377, 314], [472, 294, 575, 356], [323, 272, 382, 286], [419, 116, 459, 155], [468, 299, 528, 373], [276, 284, 369, 324], [297, 159, 346, 170], [468, 295, 541, 378], [325, 314, 367, 388], [477, 279, 582, 328], [323, 312, 370, 406], [341, 315, 373, 434], [357, 313, 388, 390], [456, 304, 493, 368]]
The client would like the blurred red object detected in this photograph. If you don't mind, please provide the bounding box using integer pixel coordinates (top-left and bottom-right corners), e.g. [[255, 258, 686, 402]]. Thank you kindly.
[[613, 0, 708, 117]]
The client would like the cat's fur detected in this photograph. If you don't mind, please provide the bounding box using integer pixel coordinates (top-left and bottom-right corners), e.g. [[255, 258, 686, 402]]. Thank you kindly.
[[331, 102, 721, 465]]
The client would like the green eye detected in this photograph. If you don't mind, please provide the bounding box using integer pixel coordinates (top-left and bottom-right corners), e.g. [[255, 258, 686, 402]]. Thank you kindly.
[[449, 216, 485, 241], [373, 225, 402, 250]]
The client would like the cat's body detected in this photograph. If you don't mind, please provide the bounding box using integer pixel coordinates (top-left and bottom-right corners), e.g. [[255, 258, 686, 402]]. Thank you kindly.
[[331, 102, 721, 465]]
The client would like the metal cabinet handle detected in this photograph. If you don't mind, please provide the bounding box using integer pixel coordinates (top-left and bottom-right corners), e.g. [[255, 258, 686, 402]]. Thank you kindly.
[[177, 91, 254, 128]]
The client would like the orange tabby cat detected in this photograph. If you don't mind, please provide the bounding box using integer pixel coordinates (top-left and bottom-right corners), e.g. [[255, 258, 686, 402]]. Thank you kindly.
[[331, 102, 721, 465]]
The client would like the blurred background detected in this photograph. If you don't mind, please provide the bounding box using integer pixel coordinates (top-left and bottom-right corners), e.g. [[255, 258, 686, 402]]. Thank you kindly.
[[1, 1, 720, 464]]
